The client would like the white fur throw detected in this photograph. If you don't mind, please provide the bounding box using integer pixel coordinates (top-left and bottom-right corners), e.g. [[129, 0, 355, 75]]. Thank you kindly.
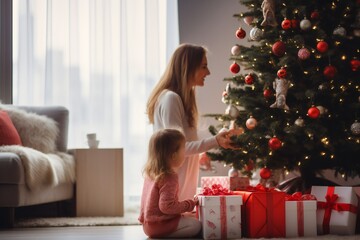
[[0, 145, 75, 190], [0, 105, 59, 153]]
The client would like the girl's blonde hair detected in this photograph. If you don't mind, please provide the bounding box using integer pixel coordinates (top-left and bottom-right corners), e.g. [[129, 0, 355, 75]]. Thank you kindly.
[[146, 43, 207, 128], [143, 128, 185, 181]]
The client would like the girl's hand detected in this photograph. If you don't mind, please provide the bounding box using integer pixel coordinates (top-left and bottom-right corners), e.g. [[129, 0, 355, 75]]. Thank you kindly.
[[215, 130, 237, 149], [193, 195, 199, 205]]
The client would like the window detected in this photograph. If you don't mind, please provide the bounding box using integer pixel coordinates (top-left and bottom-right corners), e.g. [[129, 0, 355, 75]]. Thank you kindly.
[[12, 0, 179, 211]]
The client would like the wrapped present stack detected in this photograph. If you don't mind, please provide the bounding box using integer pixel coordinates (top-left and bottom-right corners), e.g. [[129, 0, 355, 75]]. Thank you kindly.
[[197, 175, 360, 239]]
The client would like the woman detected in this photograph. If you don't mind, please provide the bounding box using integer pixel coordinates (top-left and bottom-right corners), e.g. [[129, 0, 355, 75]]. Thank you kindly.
[[146, 43, 233, 201]]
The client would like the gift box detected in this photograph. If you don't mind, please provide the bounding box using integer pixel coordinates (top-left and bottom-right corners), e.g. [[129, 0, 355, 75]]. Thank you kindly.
[[311, 186, 358, 235], [236, 184, 286, 238], [285, 192, 317, 237], [198, 194, 242, 240], [201, 176, 249, 191]]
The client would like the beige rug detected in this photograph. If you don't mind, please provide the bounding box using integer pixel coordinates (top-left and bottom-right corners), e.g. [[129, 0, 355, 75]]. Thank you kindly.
[[14, 213, 140, 228]]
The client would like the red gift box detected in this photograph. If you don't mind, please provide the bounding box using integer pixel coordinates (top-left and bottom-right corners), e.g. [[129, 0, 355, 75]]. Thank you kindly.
[[236, 184, 286, 238]]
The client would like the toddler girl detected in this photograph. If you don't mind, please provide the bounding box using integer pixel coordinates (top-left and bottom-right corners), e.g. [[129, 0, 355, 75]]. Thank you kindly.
[[138, 128, 201, 238]]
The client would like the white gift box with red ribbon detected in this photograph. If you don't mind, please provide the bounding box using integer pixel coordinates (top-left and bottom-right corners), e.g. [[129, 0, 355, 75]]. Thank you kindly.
[[285, 197, 317, 237], [198, 195, 242, 240], [311, 186, 358, 235]]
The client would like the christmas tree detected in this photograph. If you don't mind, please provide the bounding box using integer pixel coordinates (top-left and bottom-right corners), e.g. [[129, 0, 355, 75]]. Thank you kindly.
[[206, 0, 360, 191]]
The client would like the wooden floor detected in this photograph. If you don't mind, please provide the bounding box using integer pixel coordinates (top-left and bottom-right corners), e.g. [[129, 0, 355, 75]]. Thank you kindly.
[[0, 225, 149, 240], [1, 225, 360, 240]]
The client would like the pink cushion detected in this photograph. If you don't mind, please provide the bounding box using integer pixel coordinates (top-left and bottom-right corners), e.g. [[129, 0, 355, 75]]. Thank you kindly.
[[0, 110, 22, 146]]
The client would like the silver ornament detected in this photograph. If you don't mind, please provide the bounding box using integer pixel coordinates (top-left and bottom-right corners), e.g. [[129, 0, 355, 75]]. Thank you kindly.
[[225, 104, 240, 118], [333, 26, 347, 36], [316, 105, 328, 115], [228, 167, 239, 177], [295, 117, 305, 127], [351, 121, 360, 135], [249, 27, 263, 41], [300, 18, 311, 31], [231, 45, 241, 56]]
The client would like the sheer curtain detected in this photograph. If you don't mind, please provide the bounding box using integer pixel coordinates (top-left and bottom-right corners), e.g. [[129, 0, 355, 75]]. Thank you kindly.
[[12, 0, 179, 211]]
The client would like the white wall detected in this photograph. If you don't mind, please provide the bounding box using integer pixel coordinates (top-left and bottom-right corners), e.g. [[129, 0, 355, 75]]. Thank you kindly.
[[178, 0, 252, 178]]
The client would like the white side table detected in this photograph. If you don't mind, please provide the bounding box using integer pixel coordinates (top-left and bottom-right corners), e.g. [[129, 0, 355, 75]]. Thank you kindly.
[[74, 148, 124, 217]]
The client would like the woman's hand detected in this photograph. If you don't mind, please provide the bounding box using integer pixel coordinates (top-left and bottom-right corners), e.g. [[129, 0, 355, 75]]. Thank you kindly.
[[193, 195, 199, 206], [215, 130, 237, 149]]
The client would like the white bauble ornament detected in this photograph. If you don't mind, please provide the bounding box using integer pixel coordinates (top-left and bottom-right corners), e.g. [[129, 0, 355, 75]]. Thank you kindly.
[[249, 27, 263, 41], [228, 167, 239, 177], [300, 18, 311, 31], [243, 16, 254, 25], [351, 121, 360, 135], [246, 116, 257, 129], [316, 105, 328, 115], [295, 117, 305, 127], [225, 104, 240, 118], [333, 26, 347, 36], [231, 45, 241, 56]]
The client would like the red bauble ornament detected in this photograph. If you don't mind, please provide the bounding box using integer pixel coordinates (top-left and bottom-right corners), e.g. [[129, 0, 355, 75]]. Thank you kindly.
[[291, 19, 299, 28], [281, 19, 292, 30], [310, 10, 320, 20], [269, 137, 282, 150], [260, 167, 272, 179], [230, 62, 240, 74], [307, 106, 320, 119], [350, 59, 360, 71], [316, 41, 328, 53], [244, 159, 254, 172], [277, 67, 287, 78], [263, 89, 272, 98], [245, 74, 254, 84], [272, 41, 286, 57], [323, 65, 337, 79], [236, 27, 246, 39]]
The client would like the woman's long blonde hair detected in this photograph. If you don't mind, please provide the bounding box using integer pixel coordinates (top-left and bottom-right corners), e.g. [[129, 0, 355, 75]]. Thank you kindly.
[[143, 128, 185, 181], [146, 43, 207, 128]]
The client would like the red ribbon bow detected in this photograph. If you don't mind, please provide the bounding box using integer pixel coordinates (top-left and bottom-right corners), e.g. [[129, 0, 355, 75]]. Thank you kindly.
[[246, 183, 278, 192], [201, 184, 233, 196], [285, 192, 317, 201]]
